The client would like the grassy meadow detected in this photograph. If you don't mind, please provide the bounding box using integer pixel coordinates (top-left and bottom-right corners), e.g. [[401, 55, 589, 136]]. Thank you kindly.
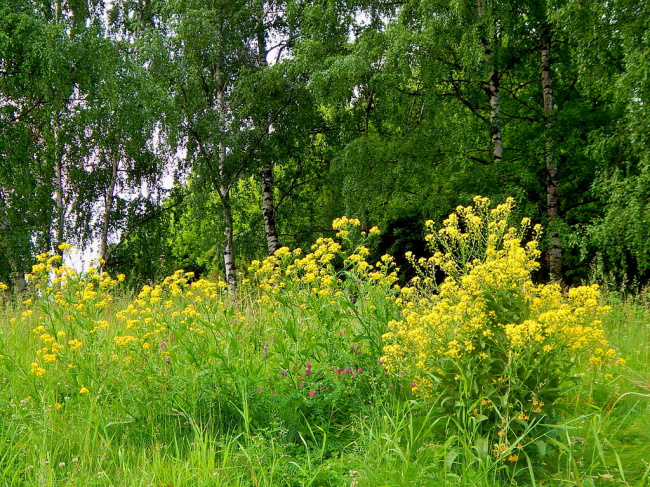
[[1, 202, 649, 487]]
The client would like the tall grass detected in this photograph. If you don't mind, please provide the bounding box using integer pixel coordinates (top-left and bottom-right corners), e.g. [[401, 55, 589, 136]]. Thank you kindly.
[[0, 233, 649, 486]]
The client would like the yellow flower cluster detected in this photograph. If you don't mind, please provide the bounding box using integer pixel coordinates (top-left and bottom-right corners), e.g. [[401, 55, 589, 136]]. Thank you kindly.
[[20, 246, 128, 377], [23, 259, 234, 380], [382, 196, 621, 401], [248, 219, 397, 308], [381, 197, 625, 463], [332, 216, 361, 230], [406, 197, 541, 287], [114, 335, 138, 347], [30, 362, 46, 377], [110, 270, 231, 365], [502, 283, 612, 356], [25, 249, 122, 309], [29, 326, 86, 375]]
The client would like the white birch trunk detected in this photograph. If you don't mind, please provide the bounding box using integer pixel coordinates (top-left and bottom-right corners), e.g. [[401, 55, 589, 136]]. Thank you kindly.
[[488, 69, 503, 162], [477, 0, 503, 163], [261, 163, 280, 255], [256, 4, 281, 256], [220, 186, 237, 297], [216, 68, 237, 297]]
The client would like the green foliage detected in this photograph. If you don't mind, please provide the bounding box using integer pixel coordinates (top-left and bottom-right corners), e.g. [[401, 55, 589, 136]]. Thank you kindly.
[[1, 217, 649, 485], [4, 0, 650, 287], [0, 0, 165, 288], [586, 163, 650, 283], [3, 0, 650, 482]]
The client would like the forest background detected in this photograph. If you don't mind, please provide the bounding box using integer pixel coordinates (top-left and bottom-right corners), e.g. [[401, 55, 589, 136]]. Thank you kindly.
[[1, 0, 649, 290]]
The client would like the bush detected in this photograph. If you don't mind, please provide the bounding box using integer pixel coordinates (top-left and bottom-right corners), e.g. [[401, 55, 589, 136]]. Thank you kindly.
[[381, 196, 624, 468]]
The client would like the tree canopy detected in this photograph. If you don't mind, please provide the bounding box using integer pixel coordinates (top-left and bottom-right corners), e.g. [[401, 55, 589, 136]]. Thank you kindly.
[[1, 0, 649, 289]]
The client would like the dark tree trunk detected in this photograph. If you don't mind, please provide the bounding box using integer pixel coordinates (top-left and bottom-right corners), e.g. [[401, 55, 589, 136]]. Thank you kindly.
[[541, 26, 562, 282], [0, 192, 27, 292]]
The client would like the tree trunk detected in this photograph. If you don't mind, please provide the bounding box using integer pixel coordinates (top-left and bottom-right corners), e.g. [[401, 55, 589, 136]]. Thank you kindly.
[[477, 0, 503, 164], [53, 125, 65, 255], [256, 1, 267, 69], [261, 163, 280, 255], [488, 69, 502, 163], [541, 26, 562, 282], [216, 69, 237, 297], [99, 157, 118, 266], [220, 182, 237, 297], [256, 2, 281, 256]]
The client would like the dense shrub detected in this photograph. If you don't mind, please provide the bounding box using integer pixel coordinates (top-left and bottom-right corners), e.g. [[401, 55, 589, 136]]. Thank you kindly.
[[381, 197, 624, 466]]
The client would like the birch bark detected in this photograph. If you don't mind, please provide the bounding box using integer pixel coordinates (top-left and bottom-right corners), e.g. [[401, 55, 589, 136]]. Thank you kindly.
[[477, 0, 503, 163], [256, 2, 281, 255], [261, 162, 280, 255], [216, 67, 238, 297]]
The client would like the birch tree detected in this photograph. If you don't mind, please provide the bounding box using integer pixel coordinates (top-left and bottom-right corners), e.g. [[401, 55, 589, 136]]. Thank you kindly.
[[254, 1, 280, 255], [476, 0, 503, 163], [118, 0, 265, 296], [244, 0, 321, 256], [1, 0, 165, 282], [0, 0, 79, 271]]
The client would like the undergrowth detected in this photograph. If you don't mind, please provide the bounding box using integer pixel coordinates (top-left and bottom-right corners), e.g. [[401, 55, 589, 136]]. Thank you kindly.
[[0, 200, 648, 486]]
